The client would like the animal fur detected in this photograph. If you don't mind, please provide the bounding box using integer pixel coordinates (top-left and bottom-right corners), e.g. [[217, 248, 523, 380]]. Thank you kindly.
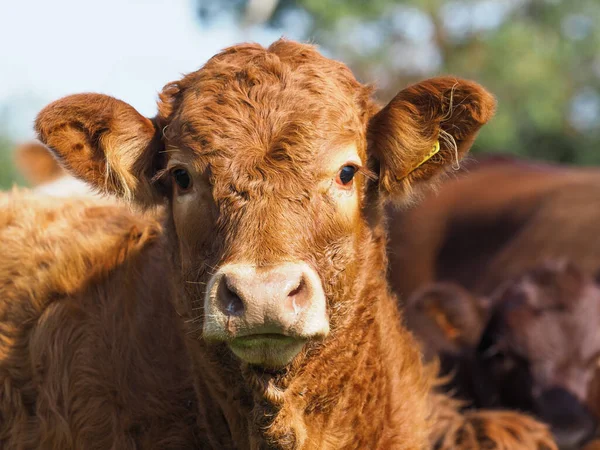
[[26, 39, 555, 449]]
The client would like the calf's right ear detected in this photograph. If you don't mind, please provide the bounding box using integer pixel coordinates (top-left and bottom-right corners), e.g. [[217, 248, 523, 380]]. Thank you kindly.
[[35, 94, 163, 206], [367, 76, 496, 201]]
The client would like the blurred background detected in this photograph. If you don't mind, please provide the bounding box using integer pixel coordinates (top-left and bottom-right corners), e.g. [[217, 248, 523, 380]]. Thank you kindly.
[[2, 0, 600, 188]]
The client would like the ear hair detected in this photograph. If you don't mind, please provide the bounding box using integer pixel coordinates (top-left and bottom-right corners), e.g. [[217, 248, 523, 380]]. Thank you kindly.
[[35, 93, 165, 206], [368, 76, 496, 202]]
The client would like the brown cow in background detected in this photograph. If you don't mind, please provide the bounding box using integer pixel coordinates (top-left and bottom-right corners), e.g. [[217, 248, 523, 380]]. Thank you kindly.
[[387, 155, 600, 299], [387, 153, 600, 448], [405, 260, 600, 449], [14, 141, 97, 197], [404, 282, 491, 403], [479, 261, 600, 449], [24, 39, 558, 448]]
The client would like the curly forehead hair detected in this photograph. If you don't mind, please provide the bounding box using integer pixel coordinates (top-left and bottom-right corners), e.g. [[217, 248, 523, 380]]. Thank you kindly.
[[156, 39, 376, 133]]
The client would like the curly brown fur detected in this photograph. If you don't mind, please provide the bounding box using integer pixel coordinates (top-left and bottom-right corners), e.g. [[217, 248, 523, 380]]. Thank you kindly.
[[428, 392, 554, 450], [425, 362, 556, 450], [0, 190, 198, 449]]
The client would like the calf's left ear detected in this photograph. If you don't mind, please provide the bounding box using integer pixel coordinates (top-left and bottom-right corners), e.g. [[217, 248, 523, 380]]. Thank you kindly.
[[367, 76, 496, 199], [35, 94, 163, 206]]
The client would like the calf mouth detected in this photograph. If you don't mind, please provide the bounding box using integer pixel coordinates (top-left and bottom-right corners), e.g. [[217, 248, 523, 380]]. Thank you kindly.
[[203, 261, 330, 369], [229, 333, 307, 369]]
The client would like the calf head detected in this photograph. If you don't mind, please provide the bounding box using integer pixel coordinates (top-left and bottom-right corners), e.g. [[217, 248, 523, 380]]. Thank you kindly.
[[478, 260, 600, 449], [35, 40, 495, 372]]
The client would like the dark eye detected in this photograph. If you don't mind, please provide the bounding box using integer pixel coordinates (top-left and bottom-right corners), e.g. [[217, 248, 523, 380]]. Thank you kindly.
[[336, 165, 357, 187], [172, 168, 192, 192]]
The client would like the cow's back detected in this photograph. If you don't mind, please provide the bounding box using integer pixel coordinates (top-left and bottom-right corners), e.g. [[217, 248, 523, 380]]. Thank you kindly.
[[387, 156, 600, 299], [0, 190, 197, 449]]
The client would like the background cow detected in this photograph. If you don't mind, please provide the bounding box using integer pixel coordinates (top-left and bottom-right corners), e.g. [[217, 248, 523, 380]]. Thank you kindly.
[[404, 282, 492, 404], [387, 155, 600, 299], [406, 261, 600, 449], [14, 141, 97, 197], [479, 261, 600, 449]]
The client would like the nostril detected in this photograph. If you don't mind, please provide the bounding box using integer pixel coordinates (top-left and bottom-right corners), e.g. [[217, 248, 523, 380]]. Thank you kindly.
[[288, 278, 305, 298], [217, 276, 245, 316], [287, 276, 311, 315]]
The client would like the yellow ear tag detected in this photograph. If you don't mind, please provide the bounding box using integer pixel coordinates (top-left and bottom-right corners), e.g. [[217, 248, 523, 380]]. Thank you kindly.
[[398, 140, 440, 180]]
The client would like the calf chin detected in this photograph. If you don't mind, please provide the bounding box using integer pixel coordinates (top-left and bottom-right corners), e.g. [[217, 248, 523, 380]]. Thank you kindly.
[[230, 335, 307, 369]]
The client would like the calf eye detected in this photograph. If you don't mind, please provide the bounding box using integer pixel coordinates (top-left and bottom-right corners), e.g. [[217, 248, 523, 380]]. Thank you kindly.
[[172, 168, 192, 192], [336, 165, 357, 187]]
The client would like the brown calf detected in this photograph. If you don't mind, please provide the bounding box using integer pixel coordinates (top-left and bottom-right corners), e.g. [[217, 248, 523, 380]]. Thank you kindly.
[[32, 39, 554, 449]]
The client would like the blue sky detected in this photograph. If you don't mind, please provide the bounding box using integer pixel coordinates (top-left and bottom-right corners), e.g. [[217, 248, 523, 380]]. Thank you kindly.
[[1, 0, 286, 139]]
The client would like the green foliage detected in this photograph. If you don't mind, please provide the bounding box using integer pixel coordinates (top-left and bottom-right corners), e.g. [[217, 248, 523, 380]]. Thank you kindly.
[[0, 135, 23, 189], [196, 0, 600, 165]]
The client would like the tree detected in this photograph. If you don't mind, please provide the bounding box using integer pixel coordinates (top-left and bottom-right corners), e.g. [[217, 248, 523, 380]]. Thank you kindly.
[[196, 0, 600, 164]]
